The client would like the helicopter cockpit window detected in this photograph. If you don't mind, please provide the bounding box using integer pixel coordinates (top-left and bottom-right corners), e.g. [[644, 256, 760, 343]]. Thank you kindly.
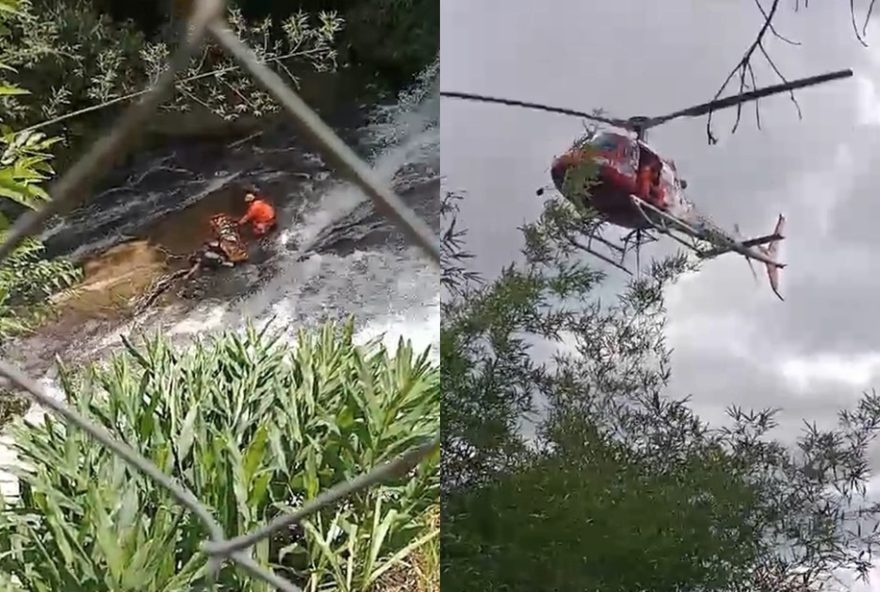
[[590, 133, 619, 153]]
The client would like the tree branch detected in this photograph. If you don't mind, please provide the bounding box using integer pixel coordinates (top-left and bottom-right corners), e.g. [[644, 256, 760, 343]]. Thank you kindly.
[[706, 0, 875, 144], [706, 0, 796, 144], [851, 0, 877, 46]]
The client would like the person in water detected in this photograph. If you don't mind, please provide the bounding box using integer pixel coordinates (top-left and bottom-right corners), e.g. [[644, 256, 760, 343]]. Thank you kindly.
[[190, 239, 234, 270], [210, 213, 249, 263], [238, 192, 277, 237]]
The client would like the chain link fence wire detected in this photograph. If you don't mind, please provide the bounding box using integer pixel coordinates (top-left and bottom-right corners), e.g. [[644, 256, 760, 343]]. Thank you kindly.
[[0, 0, 441, 590]]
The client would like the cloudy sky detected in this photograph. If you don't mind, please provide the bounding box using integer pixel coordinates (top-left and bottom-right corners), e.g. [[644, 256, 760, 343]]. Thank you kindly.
[[441, 1, 880, 434]]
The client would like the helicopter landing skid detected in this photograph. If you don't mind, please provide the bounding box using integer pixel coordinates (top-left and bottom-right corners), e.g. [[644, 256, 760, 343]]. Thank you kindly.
[[564, 196, 719, 274], [628, 197, 717, 257], [629, 197, 785, 269], [566, 232, 633, 275], [568, 218, 659, 276]]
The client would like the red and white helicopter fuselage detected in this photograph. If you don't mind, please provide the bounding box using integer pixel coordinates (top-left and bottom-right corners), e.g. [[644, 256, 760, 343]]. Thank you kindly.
[[550, 131, 698, 228], [548, 131, 786, 299]]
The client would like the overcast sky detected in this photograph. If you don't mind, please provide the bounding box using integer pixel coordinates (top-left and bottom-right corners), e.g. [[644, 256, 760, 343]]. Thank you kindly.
[[442, 1, 880, 585]]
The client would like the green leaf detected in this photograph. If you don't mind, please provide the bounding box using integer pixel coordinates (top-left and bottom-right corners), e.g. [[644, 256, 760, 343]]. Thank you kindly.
[[243, 423, 269, 483], [0, 0, 20, 16], [367, 526, 439, 587], [91, 489, 125, 580], [177, 401, 200, 461], [0, 84, 27, 96], [158, 551, 208, 592]]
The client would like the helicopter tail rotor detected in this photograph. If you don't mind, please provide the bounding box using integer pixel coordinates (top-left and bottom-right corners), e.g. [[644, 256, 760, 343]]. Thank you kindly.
[[734, 223, 759, 284], [758, 214, 786, 301]]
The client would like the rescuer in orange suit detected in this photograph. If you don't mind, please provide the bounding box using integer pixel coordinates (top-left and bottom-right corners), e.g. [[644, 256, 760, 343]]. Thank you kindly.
[[238, 192, 277, 237], [636, 162, 667, 210]]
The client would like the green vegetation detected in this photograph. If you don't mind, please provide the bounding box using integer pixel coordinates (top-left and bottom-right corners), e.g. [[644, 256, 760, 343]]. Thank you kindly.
[[0, 320, 440, 591], [0, 0, 437, 140], [0, 237, 80, 337], [0, 1, 81, 345], [0, 0, 345, 166], [333, 0, 439, 91], [440, 190, 880, 591]]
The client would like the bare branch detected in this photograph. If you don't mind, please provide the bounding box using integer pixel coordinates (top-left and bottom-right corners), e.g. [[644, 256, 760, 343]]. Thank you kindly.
[[747, 63, 762, 130], [707, 0, 876, 144], [851, 0, 870, 46], [864, 0, 877, 37], [706, 0, 795, 144], [758, 42, 803, 120], [754, 0, 802, 45]]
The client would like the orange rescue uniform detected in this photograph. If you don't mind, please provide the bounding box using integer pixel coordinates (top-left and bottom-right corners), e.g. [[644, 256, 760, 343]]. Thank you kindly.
[[239, 198, 277, 237], [636, 165, 667, 210]]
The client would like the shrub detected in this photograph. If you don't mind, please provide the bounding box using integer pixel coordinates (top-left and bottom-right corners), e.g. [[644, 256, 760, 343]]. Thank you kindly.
[[0, 319, 439, 591], [0, 99, 81, 346], [0, 236, 81, 341], [0, 0, 344, 130], [0, 168, 81, 344]]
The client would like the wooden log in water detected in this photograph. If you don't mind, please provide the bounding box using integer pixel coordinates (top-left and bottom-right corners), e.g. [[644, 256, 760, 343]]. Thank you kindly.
[[131, 263, 199, 316]]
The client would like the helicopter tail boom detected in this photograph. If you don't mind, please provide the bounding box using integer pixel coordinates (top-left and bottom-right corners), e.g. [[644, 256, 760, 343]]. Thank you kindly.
[[631, 198, 787, 300], [758, 214, 786, 301]]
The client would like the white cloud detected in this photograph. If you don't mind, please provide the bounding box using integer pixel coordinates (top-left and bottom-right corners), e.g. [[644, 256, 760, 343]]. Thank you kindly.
[[780, 352, 880, 393]]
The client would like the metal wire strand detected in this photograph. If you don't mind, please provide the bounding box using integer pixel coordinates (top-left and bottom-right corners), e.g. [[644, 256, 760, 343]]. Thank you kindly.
[[202, 438, 440, 556], [0, 0, 439, 590]]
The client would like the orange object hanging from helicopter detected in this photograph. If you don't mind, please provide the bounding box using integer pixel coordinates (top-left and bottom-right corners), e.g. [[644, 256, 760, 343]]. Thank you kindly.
[[441, 68, 854, 302]]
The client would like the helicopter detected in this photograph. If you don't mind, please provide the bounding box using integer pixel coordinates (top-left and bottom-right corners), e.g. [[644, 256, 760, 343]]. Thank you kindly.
[[441, 68, 854, 301]]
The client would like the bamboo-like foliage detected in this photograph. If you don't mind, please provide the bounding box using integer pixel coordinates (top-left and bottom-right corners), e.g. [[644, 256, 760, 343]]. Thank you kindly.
[[441, 184, 880, 592], [0, 319, 439, 591]]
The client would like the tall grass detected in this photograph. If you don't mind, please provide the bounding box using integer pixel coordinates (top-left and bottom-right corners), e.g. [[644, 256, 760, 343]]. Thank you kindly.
[[0, 318, 439, 591], [413, 508, 439, 592]]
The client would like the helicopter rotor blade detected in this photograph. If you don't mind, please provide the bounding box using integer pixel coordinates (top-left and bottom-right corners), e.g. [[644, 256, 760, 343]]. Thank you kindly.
[[440, 91, 627, 127], [640, 69, 853, 130]]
